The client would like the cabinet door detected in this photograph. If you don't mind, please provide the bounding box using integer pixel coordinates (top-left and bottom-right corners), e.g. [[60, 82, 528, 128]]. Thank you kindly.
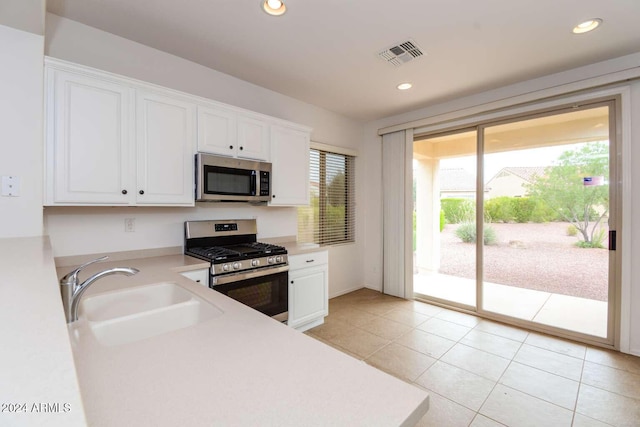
[[269, 125, 310, 206], [289, 266, 328, 329], [136, 90, 195, 205], [180, 269, 209, 287], [47, 69, 131, 204], [197, 106, 237, 157], [237, 116, 270, 161]]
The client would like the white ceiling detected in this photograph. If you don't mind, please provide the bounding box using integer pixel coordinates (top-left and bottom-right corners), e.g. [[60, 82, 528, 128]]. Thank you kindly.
[[46, 0, 640, 122]]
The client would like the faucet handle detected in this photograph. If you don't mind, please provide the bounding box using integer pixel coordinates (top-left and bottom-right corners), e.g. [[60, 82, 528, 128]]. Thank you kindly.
[[60, 256, 109, 286]]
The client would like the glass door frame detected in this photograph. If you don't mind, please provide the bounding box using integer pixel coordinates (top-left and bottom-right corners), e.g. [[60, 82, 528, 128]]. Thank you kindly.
[[413, 95, 622, 348], [474, 98, 619, 347]]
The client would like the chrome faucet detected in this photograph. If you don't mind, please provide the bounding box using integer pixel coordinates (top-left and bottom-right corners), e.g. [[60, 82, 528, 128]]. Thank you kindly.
[[60, 256, 139, 323]]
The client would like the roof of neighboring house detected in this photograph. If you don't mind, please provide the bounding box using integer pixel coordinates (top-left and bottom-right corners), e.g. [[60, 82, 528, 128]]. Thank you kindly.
[[488, 166, 547, 183], [440, 168, 476, 192]]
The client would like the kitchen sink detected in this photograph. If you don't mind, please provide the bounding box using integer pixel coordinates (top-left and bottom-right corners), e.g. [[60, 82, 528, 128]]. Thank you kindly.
[[79, 282, 223, 346]]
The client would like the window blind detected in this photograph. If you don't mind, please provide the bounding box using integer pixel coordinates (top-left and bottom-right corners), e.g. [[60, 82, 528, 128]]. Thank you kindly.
[[298, 148, 355, 245]]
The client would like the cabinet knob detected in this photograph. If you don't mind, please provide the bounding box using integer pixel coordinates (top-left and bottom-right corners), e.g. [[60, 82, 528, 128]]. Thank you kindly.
[[229, 145, 234, 150], [291, 280, 294, 284], [122, 190, 128, 195], [239, 146, 244, 151], [139, 190, 144, 195], [272, 194, 276, 198]]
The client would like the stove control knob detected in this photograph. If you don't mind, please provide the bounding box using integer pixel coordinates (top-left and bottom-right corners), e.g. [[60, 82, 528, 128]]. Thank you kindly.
[[233, 262, 240, 270], [251, 259, 259, 267], [222, 264, 230, 272], [268, 257, 275, 264], [275, 256, 283, 263]]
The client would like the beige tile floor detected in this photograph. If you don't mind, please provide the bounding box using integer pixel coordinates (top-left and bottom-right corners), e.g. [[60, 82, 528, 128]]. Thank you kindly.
[[305, 288, 640, 427]]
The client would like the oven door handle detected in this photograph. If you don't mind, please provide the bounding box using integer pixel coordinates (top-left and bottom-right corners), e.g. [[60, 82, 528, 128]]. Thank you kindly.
[[211, 265, 289, 285]]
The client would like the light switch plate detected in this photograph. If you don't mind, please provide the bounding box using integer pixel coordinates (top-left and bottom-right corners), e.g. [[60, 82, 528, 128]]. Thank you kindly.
[[1, 176, 20, 197]]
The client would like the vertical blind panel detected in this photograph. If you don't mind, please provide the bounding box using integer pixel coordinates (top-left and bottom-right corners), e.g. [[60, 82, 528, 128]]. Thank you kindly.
[[382, 131, 406, 298], [298, 148, 355, 245]]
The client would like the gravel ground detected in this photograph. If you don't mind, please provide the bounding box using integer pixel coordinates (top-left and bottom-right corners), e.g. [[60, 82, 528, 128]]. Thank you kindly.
[[438, 222, 609, 301]]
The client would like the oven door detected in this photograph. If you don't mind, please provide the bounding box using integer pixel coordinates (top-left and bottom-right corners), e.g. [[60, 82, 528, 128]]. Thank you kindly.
[[211, 265, 288, 322]]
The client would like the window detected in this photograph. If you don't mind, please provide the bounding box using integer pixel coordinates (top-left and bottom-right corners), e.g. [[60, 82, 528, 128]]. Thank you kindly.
[[298, 147, 355, 245]]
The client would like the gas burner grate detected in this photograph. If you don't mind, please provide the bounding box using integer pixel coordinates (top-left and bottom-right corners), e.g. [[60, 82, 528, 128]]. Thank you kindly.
[[188, 246, 239, 260]]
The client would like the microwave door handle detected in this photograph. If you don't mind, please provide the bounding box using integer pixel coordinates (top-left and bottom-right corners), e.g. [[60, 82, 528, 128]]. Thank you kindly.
[[251, 171, 257, 196]]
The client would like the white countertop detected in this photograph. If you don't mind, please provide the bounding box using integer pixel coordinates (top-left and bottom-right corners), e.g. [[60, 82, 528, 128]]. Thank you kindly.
[[0, 237, 86, 426], [1, 238, 428, 426]]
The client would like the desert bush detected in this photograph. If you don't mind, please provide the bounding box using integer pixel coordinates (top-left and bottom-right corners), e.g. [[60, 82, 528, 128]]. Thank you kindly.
[[455, 223, 497, 245], [566, 224, 578, 236], [441, 198, 475, 224], [529, 199, 559, 223], [511, 197, 537, 223], [484, 197, 513, 223], [484, 196, 558, 223], [575, 226, 607, 249]]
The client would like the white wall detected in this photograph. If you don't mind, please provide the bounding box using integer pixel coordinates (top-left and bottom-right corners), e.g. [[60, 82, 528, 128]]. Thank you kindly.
[[44, 14, 364, 297], [363, 54, 640, 354], [0, 24, 44, 238]]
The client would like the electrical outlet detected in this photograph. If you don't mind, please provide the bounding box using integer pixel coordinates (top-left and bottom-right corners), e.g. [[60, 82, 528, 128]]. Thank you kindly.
[[125, 218, 136, 232]]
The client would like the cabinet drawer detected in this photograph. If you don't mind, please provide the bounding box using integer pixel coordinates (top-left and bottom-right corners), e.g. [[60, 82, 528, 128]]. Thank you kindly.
[[288, 250, 328, 270]]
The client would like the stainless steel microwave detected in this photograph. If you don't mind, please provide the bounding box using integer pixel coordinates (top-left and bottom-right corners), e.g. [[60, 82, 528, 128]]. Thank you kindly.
[[195, 153, 271, 203]]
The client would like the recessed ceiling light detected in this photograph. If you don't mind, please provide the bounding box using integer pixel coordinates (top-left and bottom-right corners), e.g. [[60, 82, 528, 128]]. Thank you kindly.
[[572, 18, 602, 34], [263, 0, 287, 16], [397, 83, 412, 90]]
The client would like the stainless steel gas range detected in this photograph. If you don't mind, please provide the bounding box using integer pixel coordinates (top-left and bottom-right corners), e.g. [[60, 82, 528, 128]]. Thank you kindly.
[[184, 219, 288, 322]]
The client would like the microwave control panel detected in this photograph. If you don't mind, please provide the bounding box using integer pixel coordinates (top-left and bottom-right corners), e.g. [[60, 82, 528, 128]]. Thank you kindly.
[[260, 171, 270, 196]]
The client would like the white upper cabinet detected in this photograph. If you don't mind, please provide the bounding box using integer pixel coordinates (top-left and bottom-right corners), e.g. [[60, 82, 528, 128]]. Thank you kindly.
[[269, 125, 310, 206], [135, 90, 196, 205], [45, 61, 196, 206], [236, 115, 270, 160], [197, 106, 237, 156], [45, 69, 132, 204], [44, 58, 312, 207], [197, 106, 270, 161]]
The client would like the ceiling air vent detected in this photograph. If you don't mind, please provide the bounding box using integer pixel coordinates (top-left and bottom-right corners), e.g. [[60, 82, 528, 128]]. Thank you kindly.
[[377, 39, 424, 67]]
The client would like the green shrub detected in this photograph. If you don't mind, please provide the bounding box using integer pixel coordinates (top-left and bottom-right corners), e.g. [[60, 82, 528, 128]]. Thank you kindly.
[[529, 199, 559, 223], [440, 210, 446, 232], [566, 224, 578, 236], [484, 197, 514, 223], [441, 198, 475, 224], [511, 197, 537, 223], [455, 223, 497, 245], [483, 196, 559, 223], [575, 227, 607, 249]]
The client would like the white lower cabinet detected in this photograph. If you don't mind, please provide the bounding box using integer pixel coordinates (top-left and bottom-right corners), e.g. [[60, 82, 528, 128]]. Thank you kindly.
[[179, 269, 209, 287], [288, 251, 328, 332]]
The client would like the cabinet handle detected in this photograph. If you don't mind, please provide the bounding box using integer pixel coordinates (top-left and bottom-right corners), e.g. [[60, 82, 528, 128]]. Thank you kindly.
[[229, 145, 234, 150], [139, 190, 144, 195], [239, 146, 244, 151], [272, 194, 276, 198], [122, 190, 128, 195], [291, 280, 294, 284], [306, 259, 314, 263]]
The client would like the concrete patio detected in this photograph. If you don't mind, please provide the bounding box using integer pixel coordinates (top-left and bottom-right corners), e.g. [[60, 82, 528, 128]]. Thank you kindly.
[[413, 271, 608, 338]]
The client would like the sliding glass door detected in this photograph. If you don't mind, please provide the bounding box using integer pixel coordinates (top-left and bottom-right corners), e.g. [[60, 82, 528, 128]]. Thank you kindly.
[[413, 129, 477, 310], [413, 99, 618, 344], [479, 102, 616, 341]]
